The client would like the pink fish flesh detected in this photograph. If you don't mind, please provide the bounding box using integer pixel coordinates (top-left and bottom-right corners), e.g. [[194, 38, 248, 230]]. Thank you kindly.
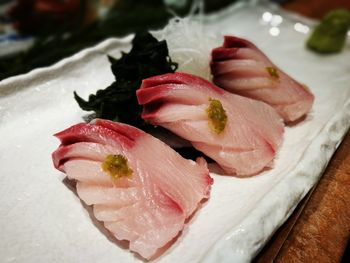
[[52, 119, 212, 259], [211, 36, 314, 122], [137, 72, 284, 176]]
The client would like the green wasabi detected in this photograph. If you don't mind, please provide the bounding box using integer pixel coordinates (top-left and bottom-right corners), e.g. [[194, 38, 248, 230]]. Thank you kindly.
[[206, 98, 227, 135], [102, 154, 133, 179], [266, 67, 279, 79], [306, 9, 350, 54]]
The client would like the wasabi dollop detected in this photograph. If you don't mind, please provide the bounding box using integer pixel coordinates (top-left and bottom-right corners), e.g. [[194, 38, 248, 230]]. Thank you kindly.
[[307, 9, 350, 53], [102, 154, 133, 179], [206, 98, 227, 134]]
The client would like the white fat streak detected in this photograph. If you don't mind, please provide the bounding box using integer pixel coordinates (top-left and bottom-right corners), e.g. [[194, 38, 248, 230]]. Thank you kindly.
[[153, 14, 221, 81]]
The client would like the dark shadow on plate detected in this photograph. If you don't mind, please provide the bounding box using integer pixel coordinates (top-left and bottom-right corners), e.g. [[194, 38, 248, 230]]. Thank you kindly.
[[286, 114, 306, 126], [285, 112, 315, 126], [208, 163, 273, 177], [185, 198, 210, 224]]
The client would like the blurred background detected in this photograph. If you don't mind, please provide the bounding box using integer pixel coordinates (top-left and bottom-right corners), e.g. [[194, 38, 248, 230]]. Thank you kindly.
[[0, 0, 349, 81], [0, 0, 234, 80]]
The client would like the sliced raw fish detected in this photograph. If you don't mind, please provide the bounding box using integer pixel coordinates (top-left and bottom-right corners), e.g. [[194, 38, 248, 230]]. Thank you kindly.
[[211, 36, 314, 122], [137, 72, 284, 176], [52, 119, 212, 259]]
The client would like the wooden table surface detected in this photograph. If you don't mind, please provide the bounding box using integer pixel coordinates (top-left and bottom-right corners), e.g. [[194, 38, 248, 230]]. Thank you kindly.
[[254, 1, 350, 262], [255, 132, 350, 262]]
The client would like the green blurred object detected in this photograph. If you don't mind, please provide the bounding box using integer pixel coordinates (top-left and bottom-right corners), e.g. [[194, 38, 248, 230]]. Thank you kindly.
[[306, 9, 350, 54]]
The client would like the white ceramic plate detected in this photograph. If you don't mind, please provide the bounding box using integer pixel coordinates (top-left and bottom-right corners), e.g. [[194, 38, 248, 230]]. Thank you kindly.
[[0, 2, 349, 263]]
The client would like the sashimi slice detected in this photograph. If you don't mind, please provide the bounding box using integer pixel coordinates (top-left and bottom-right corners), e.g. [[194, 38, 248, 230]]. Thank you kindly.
[[137, 72, 284, 176], [52, 119, 212, 259], [211, 36, 314, 122]]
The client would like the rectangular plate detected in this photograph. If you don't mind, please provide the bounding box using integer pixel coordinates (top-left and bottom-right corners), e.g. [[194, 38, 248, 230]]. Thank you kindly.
[[0, 2, 349, 262]]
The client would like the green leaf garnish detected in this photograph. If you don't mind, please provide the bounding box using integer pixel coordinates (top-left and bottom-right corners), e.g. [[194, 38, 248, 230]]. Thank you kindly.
[[74, 32, 177, 127]]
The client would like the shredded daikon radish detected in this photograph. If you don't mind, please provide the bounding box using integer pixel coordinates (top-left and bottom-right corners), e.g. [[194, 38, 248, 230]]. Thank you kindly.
[[153, 16, 221, 81]]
